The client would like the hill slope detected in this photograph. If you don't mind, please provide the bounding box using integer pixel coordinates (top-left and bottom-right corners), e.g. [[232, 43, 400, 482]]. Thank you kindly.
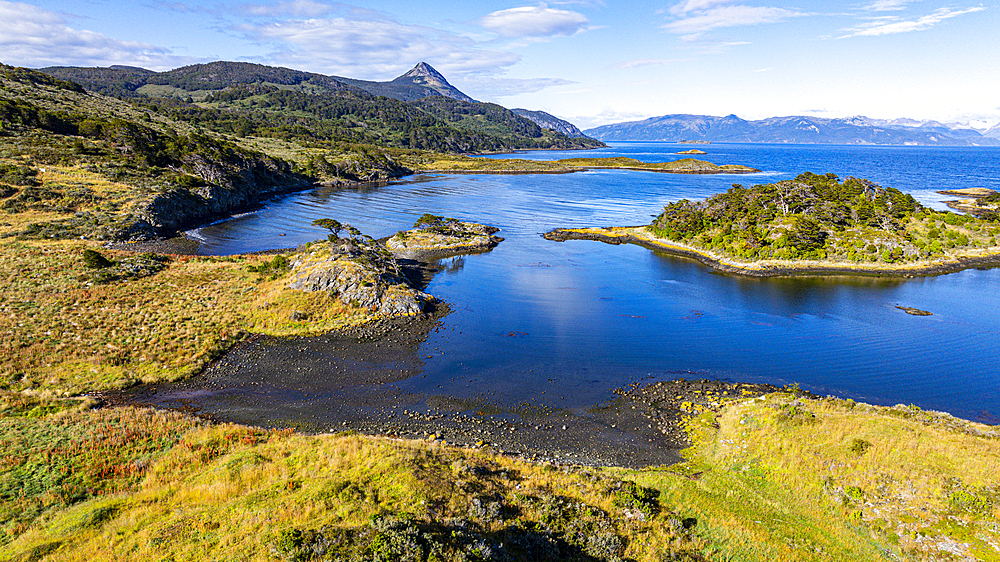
[[38, 61, 603, 153], [512, 108, 588, 138]]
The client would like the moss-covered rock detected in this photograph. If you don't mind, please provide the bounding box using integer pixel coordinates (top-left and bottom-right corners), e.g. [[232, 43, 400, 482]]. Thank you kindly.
[[387, 215, 503, 260]]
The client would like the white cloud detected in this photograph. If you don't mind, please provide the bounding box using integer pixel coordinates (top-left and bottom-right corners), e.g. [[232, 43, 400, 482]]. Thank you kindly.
[[0, 1, 190, 70], [669, 0, 741, 16], [606, 58, 681, 70], [479, 6, 589, 38], [862, 0, 913, 11], [663, 5, 805, 35], [241, 0, 335, 17], [458, 76, 577, 100], [239, 17, 520, 79], [841, 6, 985, 37]]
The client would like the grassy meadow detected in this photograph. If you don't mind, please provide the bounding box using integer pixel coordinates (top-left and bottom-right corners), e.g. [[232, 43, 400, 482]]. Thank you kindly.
[[3, 392, 998, 560]]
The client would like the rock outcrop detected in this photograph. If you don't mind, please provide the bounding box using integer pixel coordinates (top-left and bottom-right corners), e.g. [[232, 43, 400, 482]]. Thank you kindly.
[[386, 216, 503, 260], [286, 241, 432, 317], [104, 145, 310, 241]]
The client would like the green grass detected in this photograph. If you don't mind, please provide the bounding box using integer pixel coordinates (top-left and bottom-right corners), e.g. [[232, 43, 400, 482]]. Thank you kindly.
[[624, 393, 1000, 561], [1, 412, 702, 561], [4, 394, 998, 560]]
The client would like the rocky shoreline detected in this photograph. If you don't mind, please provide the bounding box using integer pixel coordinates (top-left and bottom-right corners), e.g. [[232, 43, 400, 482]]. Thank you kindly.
[[544, 226, 1000, 278], [103, 303, 795, 469]]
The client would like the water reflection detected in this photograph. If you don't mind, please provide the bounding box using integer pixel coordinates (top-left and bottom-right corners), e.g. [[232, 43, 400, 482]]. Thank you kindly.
[[182, 143, 1000, 422]]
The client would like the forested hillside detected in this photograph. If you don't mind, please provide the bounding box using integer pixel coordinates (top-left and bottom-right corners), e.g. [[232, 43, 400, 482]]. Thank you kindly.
[[38, 61, 603, 153]]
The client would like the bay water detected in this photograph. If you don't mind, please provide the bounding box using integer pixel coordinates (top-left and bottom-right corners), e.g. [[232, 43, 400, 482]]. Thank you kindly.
[[186, 143, 1000, 423]]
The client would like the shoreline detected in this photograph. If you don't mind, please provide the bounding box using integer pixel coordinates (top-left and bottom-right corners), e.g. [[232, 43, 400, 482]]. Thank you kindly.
[[415, 165, 759, 176], [544, 226, 1000, 278], [98, 305, 793, 469]]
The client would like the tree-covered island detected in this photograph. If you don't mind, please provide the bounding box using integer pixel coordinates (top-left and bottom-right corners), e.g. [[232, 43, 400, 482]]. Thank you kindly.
[[546, 172, 1000, 276]]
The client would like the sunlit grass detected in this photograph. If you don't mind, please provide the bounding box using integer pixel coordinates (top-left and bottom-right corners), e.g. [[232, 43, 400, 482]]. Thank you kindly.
[[4, 416, 702, 560], [0, 238, 380, 397], [625, 393, 1000, 561]]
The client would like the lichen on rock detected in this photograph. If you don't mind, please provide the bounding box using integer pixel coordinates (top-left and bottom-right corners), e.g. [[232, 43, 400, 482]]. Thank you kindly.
[[286, 238, 432, 318], [386, 214, 503, 260]]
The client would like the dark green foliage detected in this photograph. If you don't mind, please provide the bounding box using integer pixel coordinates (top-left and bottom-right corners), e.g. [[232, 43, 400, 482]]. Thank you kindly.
[[248, 254, 291, 279], [0, 98, 79, 136], [842, 486, 865, 506], [32, 60, 602, 154], [413, 213, 452, 228], [149, 61, 348, 92], [611, 481, 661, 519], [410, 96, 544, 138], [205, 83, 280, 103], [651, 199, 707, 240], [272, 505, 629, 562], [88, 252, 169, 284], [410, 214, 489, 240], [787, 215, 826, 252], [651, 173, 941, 262], [35, 65, 153, 97], [848, 438, 872, 456], [0, 64, 85, 93], [943, 478, 997, 514], [775, 402, 819, 425], [82, 249, 114, 269], [0, 163, 40, 186]]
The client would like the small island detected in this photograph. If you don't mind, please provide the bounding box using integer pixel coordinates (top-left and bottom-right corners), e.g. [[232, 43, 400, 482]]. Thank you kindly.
[[282, 215, 504, 320], [386, 213, 503, 260], [674, 149, 708, 155], [414, 155, 759, 175], [937, 187, 1000, 216], [546, 172, 1000, 277]]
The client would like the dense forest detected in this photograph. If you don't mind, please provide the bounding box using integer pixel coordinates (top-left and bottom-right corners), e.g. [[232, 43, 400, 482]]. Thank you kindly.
[[37, 61, 603, 153], [652, 172, 1000, 263]]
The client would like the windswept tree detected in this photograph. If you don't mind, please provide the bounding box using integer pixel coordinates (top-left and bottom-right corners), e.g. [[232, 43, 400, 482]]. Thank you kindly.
[[312, 218, 343, 241]]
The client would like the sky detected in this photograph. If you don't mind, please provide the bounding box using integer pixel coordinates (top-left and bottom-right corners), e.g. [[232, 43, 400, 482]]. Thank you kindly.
[[2, 0, 998, 130]]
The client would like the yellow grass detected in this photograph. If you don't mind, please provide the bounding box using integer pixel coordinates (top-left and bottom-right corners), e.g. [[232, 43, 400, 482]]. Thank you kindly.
[[0, 238, 379, 396], [626, 393, 1000, 561], [4, 422, 700, 561]]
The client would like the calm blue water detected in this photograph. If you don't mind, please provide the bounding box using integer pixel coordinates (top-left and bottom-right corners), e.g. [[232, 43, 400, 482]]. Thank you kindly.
[[188, 143, 1000, 423]]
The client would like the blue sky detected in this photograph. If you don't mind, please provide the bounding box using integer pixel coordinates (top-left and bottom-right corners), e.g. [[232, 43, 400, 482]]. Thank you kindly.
[[3, 0, 997, 129]]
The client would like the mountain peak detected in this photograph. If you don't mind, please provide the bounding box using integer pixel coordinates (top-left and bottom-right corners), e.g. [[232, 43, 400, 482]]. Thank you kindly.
[[396, 62, 449, 88], [390, 62, 474, 102]]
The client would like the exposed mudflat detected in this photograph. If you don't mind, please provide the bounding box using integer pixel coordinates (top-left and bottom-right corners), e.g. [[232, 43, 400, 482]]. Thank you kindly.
[[101, 300, 789, 469]]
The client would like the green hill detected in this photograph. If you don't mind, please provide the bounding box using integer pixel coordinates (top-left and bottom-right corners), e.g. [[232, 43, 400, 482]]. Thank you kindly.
[[37, 61, 604, 153]]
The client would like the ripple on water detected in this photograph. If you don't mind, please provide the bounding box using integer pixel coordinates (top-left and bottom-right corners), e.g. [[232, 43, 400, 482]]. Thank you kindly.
[[184, 143, 1000, 422]]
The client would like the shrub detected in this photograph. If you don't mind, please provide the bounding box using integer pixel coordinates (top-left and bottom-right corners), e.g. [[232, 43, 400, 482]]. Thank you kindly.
[[848, 438, 872, 456], [82, 249, 114, 269]]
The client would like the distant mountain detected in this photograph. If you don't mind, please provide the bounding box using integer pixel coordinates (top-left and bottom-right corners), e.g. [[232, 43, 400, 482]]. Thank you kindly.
[[585, 114, 1000, 146], [511, 109, 588, 138], [40, 61, 475, 103], [985, 122, 1000, 139]]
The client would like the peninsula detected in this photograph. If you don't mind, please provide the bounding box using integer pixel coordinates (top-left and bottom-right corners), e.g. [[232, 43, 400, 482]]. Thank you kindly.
[[546, 172, 1000, 277]]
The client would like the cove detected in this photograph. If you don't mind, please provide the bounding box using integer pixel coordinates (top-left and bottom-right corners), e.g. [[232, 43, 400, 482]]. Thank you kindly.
[[170, 143, 1000, 425]]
